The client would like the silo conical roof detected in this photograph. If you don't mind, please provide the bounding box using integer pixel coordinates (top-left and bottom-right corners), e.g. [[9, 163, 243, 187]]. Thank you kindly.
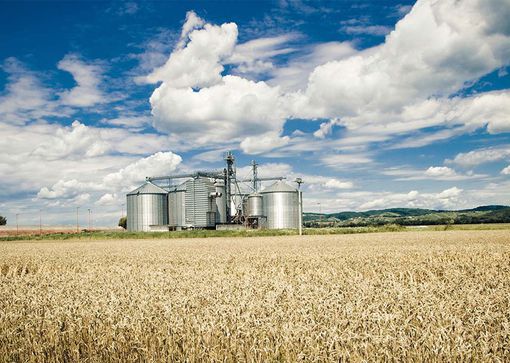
[[260, 180, 297, 193], [127, 182, 168, 195], [168, 182, 187, 193]]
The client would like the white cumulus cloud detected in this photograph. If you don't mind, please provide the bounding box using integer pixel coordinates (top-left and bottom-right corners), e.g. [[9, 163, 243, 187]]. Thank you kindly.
[[34, 150, 181, 226], [145, 21, 238, 87], [150, 75, 286, 147], [0, 58, 60, 125], [384, 166, 484, 181], [290, 0, 510, 121], [447, 145, 510, 168], [37, 179, 102, 199], [57, 54, 106, 107], [424, 166, 457, 178], [228, 33, 299, 77], [95, 193, 118, 206], [357, 186, 463, 210], [240, 132, 289, 155], [144, 1, 510, 156], [175, 10, 205, 49], [31, 120, 110, 160], [102, 151, 182, 190], [438, 186, 463, 200], [323, 179, 354, 190]]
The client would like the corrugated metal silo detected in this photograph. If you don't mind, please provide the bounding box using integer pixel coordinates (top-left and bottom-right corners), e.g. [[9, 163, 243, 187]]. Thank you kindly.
[[126, 182, 168, 232], [247, 193, 263, 217], [185, 177, 216, 228], [168, 182, 186, 228], [260, 181, 299, 229]]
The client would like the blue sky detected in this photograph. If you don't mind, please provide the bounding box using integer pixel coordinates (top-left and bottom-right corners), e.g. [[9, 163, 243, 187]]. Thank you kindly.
[[1, 0, 509, 227]]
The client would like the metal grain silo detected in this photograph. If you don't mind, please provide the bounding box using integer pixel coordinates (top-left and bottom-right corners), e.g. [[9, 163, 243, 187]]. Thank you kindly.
[[215, 180, 227, 223], [126, 182, 168, 232], [168, 182, 186, 228], [184, 177, 216, 228], [260, 181, 299, 229], [247, 193, 263, 217]]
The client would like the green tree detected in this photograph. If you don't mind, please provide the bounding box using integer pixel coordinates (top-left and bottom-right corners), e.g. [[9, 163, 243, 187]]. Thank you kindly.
[[0, 215, 6, 225], [118, 216, 127, 229]]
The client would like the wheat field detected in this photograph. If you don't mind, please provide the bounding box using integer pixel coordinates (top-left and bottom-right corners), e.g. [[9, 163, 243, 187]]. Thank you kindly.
[[1, 230, 509, 362]]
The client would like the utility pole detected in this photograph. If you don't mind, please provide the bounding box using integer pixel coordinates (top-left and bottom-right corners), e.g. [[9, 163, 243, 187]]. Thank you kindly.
[[88, 209, 91, 230], [295, 178, 304, 236], [39, 209, 42, 235], [76, 207, 80, 233], [16, 213, 19, 236]]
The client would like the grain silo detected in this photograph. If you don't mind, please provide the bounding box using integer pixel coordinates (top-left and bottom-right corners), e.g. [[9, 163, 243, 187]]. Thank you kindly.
[[184, 177, 217, 228], [215, 180, 227, 224], [168, 182, 186, 229], [247, 193, 263, 217], [260, 181, 299, 229], [130, 152, 300, 232], [126, 182, 168, 231]]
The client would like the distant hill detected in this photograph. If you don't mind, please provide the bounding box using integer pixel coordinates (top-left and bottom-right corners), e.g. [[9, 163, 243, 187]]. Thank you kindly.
[[304, 205, 510, 227], [459, 205, 509, 212]]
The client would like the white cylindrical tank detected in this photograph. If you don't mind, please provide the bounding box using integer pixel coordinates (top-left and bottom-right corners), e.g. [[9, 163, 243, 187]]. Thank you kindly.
[[126, 182, 168, 232], [215, 180, 227, 223], [260, 181, 299, 229], [168, 182, 186, 228], [247, 193, 263, 217]]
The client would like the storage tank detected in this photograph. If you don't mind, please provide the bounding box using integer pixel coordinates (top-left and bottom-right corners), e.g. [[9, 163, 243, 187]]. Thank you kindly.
[[247, 193, 263, 217], [184, 177, 216, 228], [214, 180, 227, 223], [126, 182, 168, 232], [168, 182, 186, 228], [260, 181, 299, 229]]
